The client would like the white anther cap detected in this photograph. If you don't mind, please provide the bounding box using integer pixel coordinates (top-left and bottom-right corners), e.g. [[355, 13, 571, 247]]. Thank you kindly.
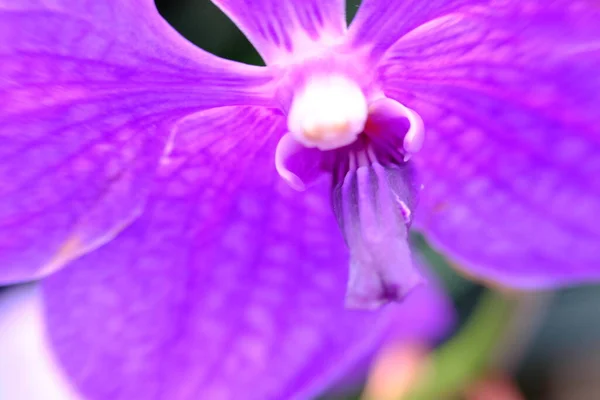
[[287, 76, 368, 151]]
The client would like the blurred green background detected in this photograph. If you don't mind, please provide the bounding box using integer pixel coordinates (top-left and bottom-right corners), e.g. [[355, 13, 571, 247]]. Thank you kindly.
[[152, 1, 600, 398]]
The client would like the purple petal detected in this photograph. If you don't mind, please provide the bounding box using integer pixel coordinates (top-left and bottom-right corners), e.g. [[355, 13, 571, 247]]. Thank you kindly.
[[34, 106, 418, 400], [332, 159, 423, 309], [0, 0, 274, 283], [0, 272, 452, 400], [366, 97, 424, 160], [348, 0, 483, 62], [274, 133, 329, 190], [378, 3, 600, 287], [384, 267, 455, 344], [211, 0, 346, 64]]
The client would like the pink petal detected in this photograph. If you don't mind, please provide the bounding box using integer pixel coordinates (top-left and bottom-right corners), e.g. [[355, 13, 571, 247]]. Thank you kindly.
[[379, 2, 600, 287], [0, 0, 274, 283], [211, 0, 347, 64]]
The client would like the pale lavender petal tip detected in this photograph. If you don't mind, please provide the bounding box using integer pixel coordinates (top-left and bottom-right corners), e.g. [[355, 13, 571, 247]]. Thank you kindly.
[[0, 284, 79, 400]]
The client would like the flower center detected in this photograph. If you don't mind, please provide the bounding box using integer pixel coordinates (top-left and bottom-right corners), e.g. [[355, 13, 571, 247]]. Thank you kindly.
[[276, 73, 427, 309], [287, 75, 368, 150]]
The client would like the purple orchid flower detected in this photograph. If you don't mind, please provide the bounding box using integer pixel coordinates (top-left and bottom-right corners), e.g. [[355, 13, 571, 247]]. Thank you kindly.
[[0, 0, 599, 398]]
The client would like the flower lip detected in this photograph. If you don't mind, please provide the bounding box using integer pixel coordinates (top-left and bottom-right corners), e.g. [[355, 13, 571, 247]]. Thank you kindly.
[[287, 75, 369, 150], [332, 144, 424, 309]]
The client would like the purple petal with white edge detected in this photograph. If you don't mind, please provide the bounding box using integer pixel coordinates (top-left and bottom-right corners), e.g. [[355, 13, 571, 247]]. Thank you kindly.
[[0, 0, 274, 283], [211, 0, 346, 64], [275, 133, 329, 190], [379, 1, 600, 287], [348, 0, 485, 62], [35, 106, 416, 400], [366, 97, 424, 160]]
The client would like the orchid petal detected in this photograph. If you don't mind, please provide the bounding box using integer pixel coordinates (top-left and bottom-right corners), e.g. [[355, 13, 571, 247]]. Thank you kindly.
[[0, 273, 451, 400], [0, 0, 274, 283], [274, 132, 328, 191], [379, 2, 600, 287], [366, 97, 425, 161], [211, 0, 346, 64], [348, 0, 484, 62], [32, 106, 421, 400]]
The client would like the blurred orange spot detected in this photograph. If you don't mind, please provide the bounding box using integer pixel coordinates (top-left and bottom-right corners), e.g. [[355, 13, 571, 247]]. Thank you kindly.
[[362, 342, 429, 400]]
